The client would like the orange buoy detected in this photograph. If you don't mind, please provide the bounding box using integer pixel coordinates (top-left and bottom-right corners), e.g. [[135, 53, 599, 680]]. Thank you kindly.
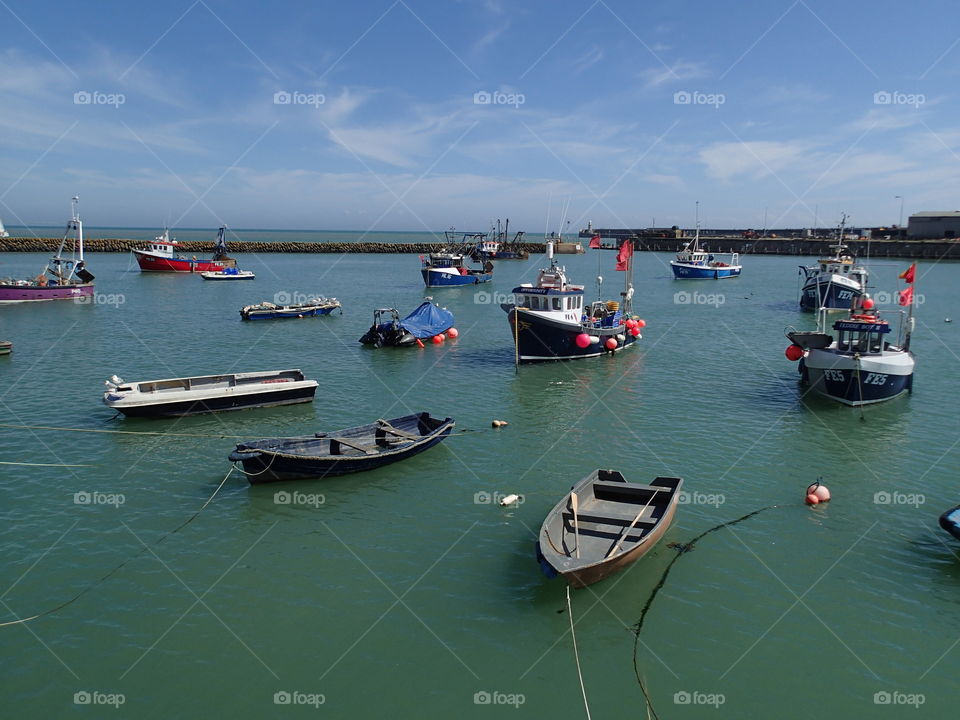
[[432, 335, 443, 344], [605, 337, 617, 350], [805, 494, 820, 505]]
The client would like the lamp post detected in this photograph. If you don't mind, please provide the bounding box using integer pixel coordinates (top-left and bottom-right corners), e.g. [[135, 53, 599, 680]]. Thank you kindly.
[[895, 195, 904, 239]]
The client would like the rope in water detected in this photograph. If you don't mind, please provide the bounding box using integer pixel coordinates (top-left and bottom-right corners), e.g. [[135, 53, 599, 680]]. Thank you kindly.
[[0, 461, 93, 467], [0, 467, 235, 628], [631, 505, 778, 719], [566, 585, 592, 720], [0, 422, 487, 440]]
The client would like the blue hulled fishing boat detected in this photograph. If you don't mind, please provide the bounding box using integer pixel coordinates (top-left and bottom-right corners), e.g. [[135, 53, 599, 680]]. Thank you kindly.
[[670, 203, 741, 279], [786, 264, 917, 406], [798, 215, 868, 311], [501, 240, 643, 363]]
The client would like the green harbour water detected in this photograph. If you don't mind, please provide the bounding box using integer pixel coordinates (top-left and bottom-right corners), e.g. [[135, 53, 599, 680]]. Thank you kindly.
[[1, 236, 958, 718]]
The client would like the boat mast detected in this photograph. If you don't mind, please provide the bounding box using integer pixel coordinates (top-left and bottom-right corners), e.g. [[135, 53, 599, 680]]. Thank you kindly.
[[693, 200, 701, 252]]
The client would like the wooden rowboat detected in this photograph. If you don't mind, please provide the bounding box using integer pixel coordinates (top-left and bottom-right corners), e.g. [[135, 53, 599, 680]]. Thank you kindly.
[[536, 469, 682, 588], [228, 412, 454, 483]]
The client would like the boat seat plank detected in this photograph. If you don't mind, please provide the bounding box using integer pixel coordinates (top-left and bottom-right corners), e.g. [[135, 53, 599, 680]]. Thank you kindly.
[[329, 437, 379, 455], [563, 511, 657, 527], [591, 480, 670, 495], [375, 421, 420, 440]]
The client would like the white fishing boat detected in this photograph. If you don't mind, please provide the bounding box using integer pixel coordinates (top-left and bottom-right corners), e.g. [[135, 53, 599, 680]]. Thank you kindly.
[[798, 214, 868, 311], [0, 216, 9, 238], [103, 369, 318, 417], [200, 268, 256, 280]]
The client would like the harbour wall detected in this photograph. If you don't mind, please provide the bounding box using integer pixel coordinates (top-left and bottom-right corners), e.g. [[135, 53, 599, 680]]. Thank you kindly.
[[1, 237, 958, 259]]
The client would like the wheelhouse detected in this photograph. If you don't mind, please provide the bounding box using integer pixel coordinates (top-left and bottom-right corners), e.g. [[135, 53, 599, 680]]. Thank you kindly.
[[832, 320, 891, 354]]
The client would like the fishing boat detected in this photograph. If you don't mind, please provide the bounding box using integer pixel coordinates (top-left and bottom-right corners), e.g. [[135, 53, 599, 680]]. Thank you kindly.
[[200, 268, 255, 280], [536, 469, 683, 588], [501, 240, 642, 362], [786, 265, 917, 406], [670, 202, 741, 279], [421, 251, 493, 287], [0, 196, 95, 303], [359, 301, 454, 347], [131, 227, 237, 273], [228, 412, 455, 483], [103, 369, 318, 417], [240, 298, 341, 320], [939, 505, 960, 541], [0, 216, 9, 237], [798, 215, 867, 311], [472, 220, 529, 260], [0, 340, 11, 355]]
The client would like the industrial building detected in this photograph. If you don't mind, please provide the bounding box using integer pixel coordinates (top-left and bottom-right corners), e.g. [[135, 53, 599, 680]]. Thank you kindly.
[[907, 211, 960, 238]]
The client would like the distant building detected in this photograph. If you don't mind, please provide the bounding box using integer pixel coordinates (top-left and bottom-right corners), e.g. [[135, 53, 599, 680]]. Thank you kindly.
[[907, 211, 960, 238]]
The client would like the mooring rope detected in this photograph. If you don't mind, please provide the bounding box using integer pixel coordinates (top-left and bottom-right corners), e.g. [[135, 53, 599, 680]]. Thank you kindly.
[[0, 467, 235, 628], [631, 505, 779, 718], [566, 585, 592, 720], [0, 461, 93, 467]]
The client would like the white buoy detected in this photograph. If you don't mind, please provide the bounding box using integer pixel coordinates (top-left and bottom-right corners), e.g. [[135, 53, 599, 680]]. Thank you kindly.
[[499, 494, 520, 506]]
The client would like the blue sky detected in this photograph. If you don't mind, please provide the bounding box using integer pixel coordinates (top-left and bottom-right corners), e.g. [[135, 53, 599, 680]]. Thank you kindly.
[[1, 0, 959, 232]]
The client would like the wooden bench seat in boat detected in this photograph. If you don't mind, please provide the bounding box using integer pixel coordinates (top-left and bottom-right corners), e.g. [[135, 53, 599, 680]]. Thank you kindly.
[[329, 437, 378, 455], [375, 420, 421, 445], [591, 480, 669, 498], [563, 510, 658, 527]]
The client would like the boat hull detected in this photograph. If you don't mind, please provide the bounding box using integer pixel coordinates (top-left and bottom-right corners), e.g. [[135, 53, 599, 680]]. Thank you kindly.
[[504, 306, 637, 362], [231, 416, 455, 483], [939, 506, 960, 541], [799, 276, 862, 311], [133, 250, 227, 273], [799, 351, 914, 406], [0, 283, 95, 303], [421, 268, 492, 287], [242, 306, 339, 320], [109, 385, 316, 417], [670, 262, 741, 279]]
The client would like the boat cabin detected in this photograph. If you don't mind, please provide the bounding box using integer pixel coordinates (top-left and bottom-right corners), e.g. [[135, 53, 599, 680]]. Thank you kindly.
[[833, 319, 891, 354], [477, 239, 500, 255]]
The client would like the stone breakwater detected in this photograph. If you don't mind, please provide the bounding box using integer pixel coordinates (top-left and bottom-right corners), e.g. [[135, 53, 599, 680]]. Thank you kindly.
[[0, 238, 550, 254], [1, 236, 957, 259]]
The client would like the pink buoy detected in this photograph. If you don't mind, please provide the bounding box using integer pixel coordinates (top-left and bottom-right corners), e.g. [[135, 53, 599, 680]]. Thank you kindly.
[[605, 337, 617, 350], [447, 327, 459, 338], [806, 480, 830, 502], [575, 333, 591, 349], [861, 298, 874, 310], [636, 319, 646, 328], [432, 335, 443, 344], [805, 494, 820, 505], [625, 319, 636, 329], [630, 327, 640, 337], [785, 345, 804, 361]]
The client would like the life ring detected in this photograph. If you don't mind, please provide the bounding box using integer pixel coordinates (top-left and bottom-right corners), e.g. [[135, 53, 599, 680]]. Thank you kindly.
[[852, 314, 874, 321]]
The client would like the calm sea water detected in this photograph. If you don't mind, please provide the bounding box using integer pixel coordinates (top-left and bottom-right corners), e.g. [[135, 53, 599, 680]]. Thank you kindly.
[[1, 238, 958, 718]]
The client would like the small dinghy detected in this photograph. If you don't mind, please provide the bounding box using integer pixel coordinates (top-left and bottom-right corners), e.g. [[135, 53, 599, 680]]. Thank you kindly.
[[240, 298, 341, 320], [200, 268, 255, 280], [358, 301, 453, 347], [103, 369, 317, 417], [228, 412, 455, 483], [939, 505, 960, 541], [0, 340, 11, 355], [536, 469, 683, 588]]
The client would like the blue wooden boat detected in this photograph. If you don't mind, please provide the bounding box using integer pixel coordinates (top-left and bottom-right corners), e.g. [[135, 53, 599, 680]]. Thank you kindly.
[[240, 298, 341, 320], [228, 412, 455, 483], [940, 505, 960, 541]]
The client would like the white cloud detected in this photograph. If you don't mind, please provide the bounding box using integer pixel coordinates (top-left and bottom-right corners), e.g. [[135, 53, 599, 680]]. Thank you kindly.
[[641, 60, 711, 88], [699, 140, 809, 181]]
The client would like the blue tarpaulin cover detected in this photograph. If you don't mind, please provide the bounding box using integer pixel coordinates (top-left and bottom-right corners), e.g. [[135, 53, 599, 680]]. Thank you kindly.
[[400, 302, 454, 339]]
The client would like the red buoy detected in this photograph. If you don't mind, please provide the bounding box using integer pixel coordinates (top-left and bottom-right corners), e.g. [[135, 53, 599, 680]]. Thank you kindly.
[[861, 297, 875, 310], [575, 333, 591, 348], [636, 319, 647, 328], [785, 345, 804, 361], [432, 335, 443, 344], [629, 327, 640, 337], [805, 494, 820, 505], [605, 337, 617, 350]]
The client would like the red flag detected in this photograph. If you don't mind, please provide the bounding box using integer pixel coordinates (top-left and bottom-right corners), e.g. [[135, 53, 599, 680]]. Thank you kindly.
[[588, 234, 601, 249], [898, 285, 914, 306], [615, 239, 633, 271], [899, 263, 915, 283]]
